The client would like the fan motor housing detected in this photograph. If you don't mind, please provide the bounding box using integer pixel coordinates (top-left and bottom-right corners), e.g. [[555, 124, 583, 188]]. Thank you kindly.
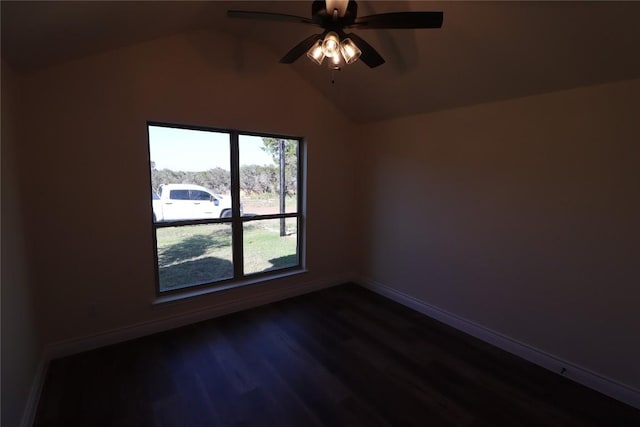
[[312, 0, 358, 28]]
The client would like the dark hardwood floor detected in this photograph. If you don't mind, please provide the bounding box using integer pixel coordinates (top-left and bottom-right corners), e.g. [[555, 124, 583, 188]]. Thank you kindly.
[[34, 284, 639, 426]]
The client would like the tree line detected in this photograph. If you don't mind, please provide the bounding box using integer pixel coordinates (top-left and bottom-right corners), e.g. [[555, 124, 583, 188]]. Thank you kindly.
[[150, 164, 290, 196], [150, 138, 298, 196]]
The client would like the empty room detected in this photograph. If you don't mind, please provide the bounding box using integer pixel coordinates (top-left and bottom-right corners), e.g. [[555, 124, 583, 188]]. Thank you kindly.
[[2, 1, 639, 426]]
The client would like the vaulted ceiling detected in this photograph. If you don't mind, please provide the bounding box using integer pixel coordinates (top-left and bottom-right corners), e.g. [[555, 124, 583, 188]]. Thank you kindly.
[[3, 1, 640, 123]]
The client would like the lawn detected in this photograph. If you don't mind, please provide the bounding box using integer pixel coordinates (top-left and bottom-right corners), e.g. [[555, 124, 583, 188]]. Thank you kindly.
[[156, 219, 298, 291]]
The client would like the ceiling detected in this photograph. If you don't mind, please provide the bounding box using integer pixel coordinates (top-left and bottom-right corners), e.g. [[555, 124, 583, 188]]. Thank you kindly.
[[2, 1, 640, 123]]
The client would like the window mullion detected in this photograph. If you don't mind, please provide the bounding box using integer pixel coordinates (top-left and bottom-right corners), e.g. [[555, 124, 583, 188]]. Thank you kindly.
[[230, 132, 244, 279]]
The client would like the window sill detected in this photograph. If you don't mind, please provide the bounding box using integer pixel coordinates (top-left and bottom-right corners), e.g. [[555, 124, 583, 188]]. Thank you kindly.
[[152, 269, 308, 307]]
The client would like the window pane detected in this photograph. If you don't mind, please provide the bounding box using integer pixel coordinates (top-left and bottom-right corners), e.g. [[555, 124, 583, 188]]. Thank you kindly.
[[170, 189, 190, 200], [190, 190, 210, 201], [149, 126, 232, 222], [156, 224, 233, 291], [243, 218, 298, 275], [148, 123, 304, 293], [239, 135, 298, 216]]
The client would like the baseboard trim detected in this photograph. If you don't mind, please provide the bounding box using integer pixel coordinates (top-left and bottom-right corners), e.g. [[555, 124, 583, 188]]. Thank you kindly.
[[22, 275, 346, 426], [45, 275, 345, 360], [20, 356, 48, 427], [358, 278, 640, 409]]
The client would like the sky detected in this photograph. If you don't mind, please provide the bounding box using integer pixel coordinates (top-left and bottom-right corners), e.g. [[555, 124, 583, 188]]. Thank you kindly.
[[148, 125, 276, 171]]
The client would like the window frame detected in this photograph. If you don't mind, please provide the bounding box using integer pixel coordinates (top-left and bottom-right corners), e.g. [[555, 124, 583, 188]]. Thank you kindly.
[[147, 121, 305, 297]]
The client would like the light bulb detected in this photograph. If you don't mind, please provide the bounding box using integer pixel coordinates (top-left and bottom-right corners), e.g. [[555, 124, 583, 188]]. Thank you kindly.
[[306, 39, 325, 65], [322, 32, 340, 58], [340, 38, 361, 64]]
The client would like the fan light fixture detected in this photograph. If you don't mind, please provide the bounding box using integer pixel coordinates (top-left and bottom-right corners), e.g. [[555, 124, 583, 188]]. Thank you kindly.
[[322, 31, 340, 58], [306, 31, 362, 66], [306, 39, 325, 65], [340, 38, 361, 64], [228, 1, 444, 69]]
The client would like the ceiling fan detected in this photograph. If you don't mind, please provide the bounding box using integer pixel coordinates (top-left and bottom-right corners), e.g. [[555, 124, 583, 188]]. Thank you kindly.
[[227, 0, 443, 68]]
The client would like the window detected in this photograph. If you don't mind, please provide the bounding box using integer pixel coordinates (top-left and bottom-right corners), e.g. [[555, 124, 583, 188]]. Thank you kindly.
[[170, 189, 190, 200], [191, 190, 211, 201], [148, 122, 304, 294]]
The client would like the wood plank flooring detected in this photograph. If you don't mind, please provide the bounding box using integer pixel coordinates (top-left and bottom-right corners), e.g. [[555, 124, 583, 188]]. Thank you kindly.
[[34, 284, 639, 426]]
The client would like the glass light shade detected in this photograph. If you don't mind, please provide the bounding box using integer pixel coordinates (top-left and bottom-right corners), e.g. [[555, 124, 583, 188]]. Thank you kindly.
[[340, 38, 361, 64], [322, 32, 340, 58], [306, 39, 325, 65]]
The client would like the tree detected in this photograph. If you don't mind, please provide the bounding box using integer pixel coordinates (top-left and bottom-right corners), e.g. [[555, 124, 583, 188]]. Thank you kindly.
[[151, 167, 231, 195], [240, 165, 278, 194], [261, 138, 298, 196], [150, 161, 161, 195]]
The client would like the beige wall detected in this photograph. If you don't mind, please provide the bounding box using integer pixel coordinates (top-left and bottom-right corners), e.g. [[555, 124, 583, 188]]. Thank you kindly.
[[1, 61, 43, 426], [357, 79, 640, 390], [6, 23, 639, 423], [17, 30, 357, 347]]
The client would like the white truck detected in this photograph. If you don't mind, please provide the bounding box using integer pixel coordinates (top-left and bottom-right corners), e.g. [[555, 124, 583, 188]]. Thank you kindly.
[[152, 184, 232, 222]]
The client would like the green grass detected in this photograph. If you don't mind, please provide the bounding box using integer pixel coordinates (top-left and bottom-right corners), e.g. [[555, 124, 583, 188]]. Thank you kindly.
[[243, 219, 298, 275], [156, 220, 297, 291]]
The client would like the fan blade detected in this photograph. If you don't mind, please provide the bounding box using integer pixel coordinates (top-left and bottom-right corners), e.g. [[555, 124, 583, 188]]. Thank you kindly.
[[227, 10, 314, 25], [350, 11, 443, 29], [280, 34, 323, 64], [345, 33, 385, 68]]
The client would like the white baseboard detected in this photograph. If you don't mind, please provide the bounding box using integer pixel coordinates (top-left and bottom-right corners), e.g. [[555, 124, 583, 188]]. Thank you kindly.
[[46, 275, 345, 360], [358, 278, 640, 409], [22, 275, 346, 426]]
